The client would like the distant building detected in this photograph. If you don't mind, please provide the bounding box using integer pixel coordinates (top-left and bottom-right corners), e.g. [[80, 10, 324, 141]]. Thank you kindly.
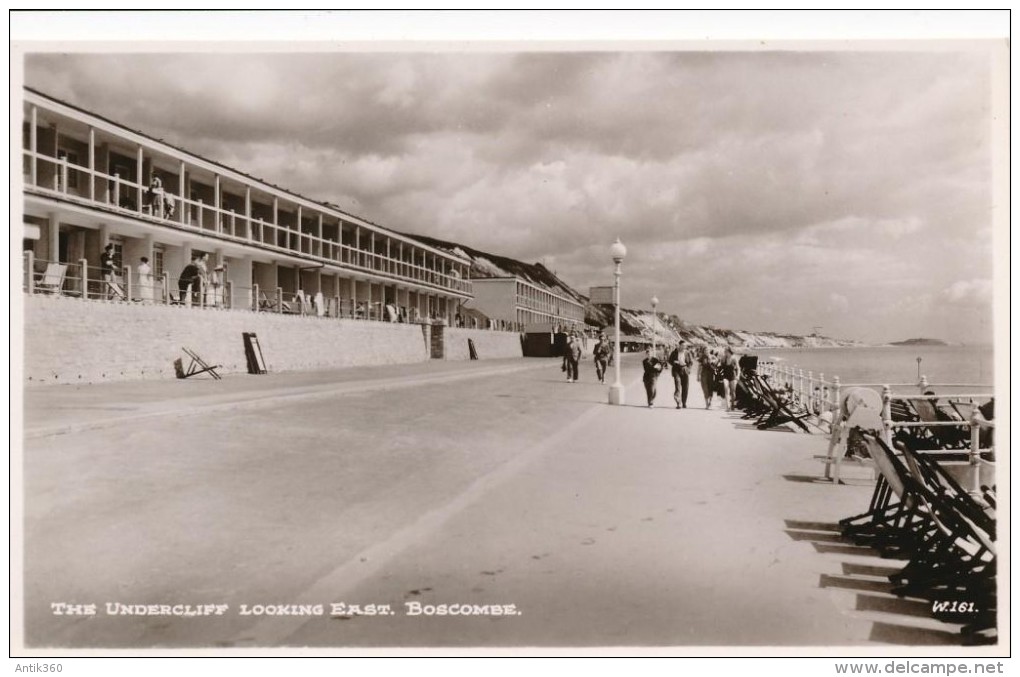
[[464, 277, 585, 330], [20, 87, 472, 322]]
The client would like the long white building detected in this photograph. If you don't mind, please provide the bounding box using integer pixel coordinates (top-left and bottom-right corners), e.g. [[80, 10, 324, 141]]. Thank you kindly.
[[20, 87, 472, 322], [465, 276, 585, 330]]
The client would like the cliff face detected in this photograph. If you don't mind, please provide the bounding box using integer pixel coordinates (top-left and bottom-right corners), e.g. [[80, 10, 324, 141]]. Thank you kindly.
[[406, 232, 860, 348]]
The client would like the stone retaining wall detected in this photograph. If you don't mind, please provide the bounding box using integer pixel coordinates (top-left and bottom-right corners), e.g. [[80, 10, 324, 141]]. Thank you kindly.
[[22, 296, 438, 384], [444, 327, 524, 361]]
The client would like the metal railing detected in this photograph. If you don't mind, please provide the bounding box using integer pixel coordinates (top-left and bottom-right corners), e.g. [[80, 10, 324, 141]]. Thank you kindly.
[[758, 360, 995, 496]]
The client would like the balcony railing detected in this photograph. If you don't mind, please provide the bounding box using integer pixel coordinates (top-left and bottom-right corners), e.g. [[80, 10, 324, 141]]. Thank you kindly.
[[23, 149, 472, 296]]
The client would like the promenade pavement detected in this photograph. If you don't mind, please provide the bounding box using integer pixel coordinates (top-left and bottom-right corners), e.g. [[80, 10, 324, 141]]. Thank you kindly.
[[17, 356, 978, 651]]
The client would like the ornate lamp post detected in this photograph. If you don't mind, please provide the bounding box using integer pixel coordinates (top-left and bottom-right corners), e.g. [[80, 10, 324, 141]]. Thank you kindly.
[[609, 238, 627, 405], [651, 295, 659, 357]]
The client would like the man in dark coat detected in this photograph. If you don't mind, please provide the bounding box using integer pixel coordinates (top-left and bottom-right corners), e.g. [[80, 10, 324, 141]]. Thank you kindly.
[[642, 347, 664, 408], [592, 333, 612, 383], [667, 340, 694, 409], [566, 332, 583, 383], [177, 256, 202, 304]]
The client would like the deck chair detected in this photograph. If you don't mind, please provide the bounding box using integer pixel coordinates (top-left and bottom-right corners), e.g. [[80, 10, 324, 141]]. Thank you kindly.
[[752, 375, 813, 432], [891, 442, 996, 626], [36, 263, 68, 294], [258, 290, 290, 313], [840, 433, 926, 556], [174, 348, 222, 380], [914, 396, 969, 450], [106, 280, 127, 301]]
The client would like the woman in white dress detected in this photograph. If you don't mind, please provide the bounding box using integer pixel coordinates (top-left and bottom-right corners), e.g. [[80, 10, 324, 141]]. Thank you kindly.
[[208, 263, 225, 307], [137, 256, 153, 303]]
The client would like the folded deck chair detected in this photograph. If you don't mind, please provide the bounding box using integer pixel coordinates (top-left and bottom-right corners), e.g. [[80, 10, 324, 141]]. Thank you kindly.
[[174, 347, 222, 380], [36, 263, 68, 294]]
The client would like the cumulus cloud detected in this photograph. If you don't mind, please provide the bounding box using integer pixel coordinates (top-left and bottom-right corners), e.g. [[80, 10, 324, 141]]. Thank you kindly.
[[22, 48, 999, 343], [942, 279, 993, 305]]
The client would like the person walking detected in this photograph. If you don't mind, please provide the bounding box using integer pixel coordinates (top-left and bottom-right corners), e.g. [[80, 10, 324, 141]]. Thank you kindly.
[[592, 332, 612, 384], [699, 347, 719, 410], [721, 346, 742, 411], [566, 332, 583, 383], [641, 346, 664, 407], [667, 340, 694, 409]]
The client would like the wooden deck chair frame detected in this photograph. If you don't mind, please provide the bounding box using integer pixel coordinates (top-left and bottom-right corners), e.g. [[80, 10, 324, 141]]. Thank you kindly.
[[752, 376, 813, 432], [840, 434, 927, 556], [892, 445, 996, 609], [107, 279, 127, 301], [855, 437, 997, 621], [174, 347, 222, 380]]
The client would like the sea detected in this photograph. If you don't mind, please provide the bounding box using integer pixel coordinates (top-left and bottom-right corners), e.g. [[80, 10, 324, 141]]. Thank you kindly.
[[747, 345, 996, 391]]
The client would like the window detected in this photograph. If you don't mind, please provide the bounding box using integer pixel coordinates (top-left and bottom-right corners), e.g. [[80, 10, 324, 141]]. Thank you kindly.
[[152, 247, 165, 280], [107, 237, 124, 273]]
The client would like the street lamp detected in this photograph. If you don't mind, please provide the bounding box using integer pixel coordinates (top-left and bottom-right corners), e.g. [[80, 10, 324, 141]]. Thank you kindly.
[[651, 295, 659, 357], [608, 238, 627, 405]]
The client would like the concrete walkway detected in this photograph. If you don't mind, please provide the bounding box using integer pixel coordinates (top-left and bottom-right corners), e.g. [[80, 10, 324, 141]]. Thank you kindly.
[[17, 356, 986, 651]]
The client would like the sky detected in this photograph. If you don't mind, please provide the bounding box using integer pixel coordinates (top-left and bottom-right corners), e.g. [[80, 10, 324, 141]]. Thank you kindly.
[[21, 45, 1002, 344]]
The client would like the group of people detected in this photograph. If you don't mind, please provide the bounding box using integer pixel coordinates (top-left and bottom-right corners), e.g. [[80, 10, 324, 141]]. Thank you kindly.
[[640, 342, 742, 411], [177, 253, 225, 307], [559, 331, 742, 411], [561, 330, 615, 384]]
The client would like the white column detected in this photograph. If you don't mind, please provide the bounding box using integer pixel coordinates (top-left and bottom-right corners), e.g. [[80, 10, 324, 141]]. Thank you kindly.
[[178, 160, 186, 222], [136, 145, 144, 210], [245, 186, 252, 239], [214, 175, 221, 232], [47, 213, 59, 262], [30, 105, 38, 185], [88, 127, 96, 201]]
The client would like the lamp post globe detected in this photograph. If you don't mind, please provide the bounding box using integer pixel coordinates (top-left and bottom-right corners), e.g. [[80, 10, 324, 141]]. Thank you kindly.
[[608, 238, 627, 405]]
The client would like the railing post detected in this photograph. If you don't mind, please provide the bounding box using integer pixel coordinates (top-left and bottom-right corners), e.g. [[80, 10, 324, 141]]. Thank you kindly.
[[124, 265, 132, 302], [24, 251, 34, 294], [60, 156, 69, 193], [276, 286, 283, 314], [969, 409, 982, 498], [817, 372, 825, 414], [197, 199, 204, 230], [112, 174, 120, 207], [163, 272, 170, 305], [334, 295, 341, 319], [79, 258, 89, 301], [252, 283, 260, 311], [807, 371, 814, 413], [230, 210, 236, 237], [225, 280, 233, 309], [881, 385, 893, 447], [831, 376, 840, 418]]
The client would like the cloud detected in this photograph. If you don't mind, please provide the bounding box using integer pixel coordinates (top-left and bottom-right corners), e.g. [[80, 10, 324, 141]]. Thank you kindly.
[[942, 279, 993, 305], [21, 48, 999, 344]]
